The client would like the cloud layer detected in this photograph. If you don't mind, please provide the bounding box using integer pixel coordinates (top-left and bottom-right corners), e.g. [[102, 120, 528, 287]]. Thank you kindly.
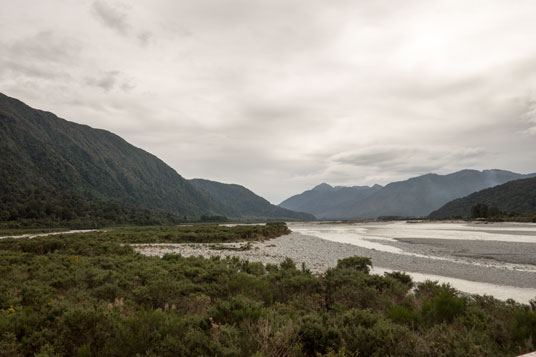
[[1, 0, 536, 203]]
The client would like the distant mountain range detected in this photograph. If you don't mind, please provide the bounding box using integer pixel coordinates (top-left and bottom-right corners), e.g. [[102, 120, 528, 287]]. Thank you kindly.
[[429, 177, 536, 218], [279, 183, 382, 219], [0, 93, 313, 226], [280, 170, 536, 219]]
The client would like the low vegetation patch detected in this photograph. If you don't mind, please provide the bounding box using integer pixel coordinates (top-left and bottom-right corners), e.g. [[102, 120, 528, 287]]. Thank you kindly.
[[84, 222, 290, 244], [0, 223, 535, 356]]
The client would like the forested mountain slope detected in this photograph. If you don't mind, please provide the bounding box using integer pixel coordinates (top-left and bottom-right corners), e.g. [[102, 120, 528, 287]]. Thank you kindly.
[[429, 177, 536, 218], [0, 93, 311, 226], [191, 179, 315, 221]]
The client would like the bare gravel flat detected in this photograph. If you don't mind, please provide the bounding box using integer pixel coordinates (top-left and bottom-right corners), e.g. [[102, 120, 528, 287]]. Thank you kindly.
[[387, 238, 536, 266]]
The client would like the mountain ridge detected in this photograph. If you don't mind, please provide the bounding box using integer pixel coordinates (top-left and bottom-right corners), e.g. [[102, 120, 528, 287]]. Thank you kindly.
[[279, 183, 383, 218], [191, 179, 314, 221], [0, 93, 312, 226], [280, 169, 536, 219]]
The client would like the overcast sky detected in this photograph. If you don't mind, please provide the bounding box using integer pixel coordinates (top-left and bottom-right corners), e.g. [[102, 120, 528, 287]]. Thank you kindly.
[[2, 0, 536, 203]]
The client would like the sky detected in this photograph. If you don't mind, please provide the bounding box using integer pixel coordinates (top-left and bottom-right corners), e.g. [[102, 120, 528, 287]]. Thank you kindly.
[[1, 0, 536, 203]]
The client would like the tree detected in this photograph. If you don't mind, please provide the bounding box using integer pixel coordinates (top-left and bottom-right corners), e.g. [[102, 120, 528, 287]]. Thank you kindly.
[[471, 203, 489, 218]]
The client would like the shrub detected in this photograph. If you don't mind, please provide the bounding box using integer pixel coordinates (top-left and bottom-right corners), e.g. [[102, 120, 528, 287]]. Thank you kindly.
[[384, 271, 413, 288], [299, 314, 342, 356], [336, 257, 372, 274], [210, 295, 266, 325], [422, 289, 466, 324]]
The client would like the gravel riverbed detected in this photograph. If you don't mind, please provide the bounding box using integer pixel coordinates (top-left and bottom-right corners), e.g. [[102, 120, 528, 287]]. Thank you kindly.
[[134, 231, 536, 291]]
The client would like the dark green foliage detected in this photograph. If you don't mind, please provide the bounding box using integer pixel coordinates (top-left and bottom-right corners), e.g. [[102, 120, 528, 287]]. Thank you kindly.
[[0, 224, 535, 356], [430, 177, 536, 219], [200, 214, 229, 222], [422, 289, 466, 324], [298, 314, 342, 355], [384, 271, 413, 288], [471, 203, 488, 218], [470, 203, 501, 219], [0, 193, 188, 229], [324, 261, 409, 311], [335, 256, 372, 273], [0, 93, 217, 222]]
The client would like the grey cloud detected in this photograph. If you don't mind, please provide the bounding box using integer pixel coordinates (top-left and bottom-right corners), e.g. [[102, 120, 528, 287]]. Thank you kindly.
[[137, 31, 154, 46], [332, 148, 411, 167], [9, 31, 81, 63], [85, 71, 119, 91], [328, 146, 486, 182], [1, 60, 70, 81], [525, 127, 536, 135], [332, 146, 485, 167], [521, 99, 536, 135], [523, 99, 536, 123], [3, 0, 536, 203], [91, 1, 154, 45], [85, 71, 134, 92], [91, 1, 130, 35], [0, 31, 80, 81], [242, 101, 313, 123]]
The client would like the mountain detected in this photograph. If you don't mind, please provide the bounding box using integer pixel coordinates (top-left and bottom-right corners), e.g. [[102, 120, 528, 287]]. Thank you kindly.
[[190, 179, 315, 221], [280, 170, 536, 220], [0, 93, 311, 226], [279, 183, 383, 219], [429, 177, 536, 218], [339, 169, 536, 219]]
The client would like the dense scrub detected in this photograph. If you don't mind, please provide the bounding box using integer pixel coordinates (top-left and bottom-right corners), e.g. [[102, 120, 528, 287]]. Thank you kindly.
[[0, 223, 290, 245], [468, 203, 536, 223], [1, 224, 535, 356]]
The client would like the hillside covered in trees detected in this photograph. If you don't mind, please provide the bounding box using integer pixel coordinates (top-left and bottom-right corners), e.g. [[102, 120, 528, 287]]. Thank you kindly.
[[191, 179, 313, 221], [0, 93, 312, 227], [429, 177, 536, 219]]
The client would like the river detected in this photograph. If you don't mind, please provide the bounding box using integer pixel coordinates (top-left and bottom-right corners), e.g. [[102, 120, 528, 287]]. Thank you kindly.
[[289, 221, 536, 303]]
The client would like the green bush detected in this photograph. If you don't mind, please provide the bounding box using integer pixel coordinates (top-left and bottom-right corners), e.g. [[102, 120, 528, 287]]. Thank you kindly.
[[335, 256, 372, 273]]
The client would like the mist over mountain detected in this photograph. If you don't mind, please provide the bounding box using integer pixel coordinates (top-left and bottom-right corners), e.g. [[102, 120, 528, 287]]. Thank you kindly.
[[279, 183, 382, 219], [280, 170, 536, 220], [0, 93, 312, 226], [429, 177, 536, 218]]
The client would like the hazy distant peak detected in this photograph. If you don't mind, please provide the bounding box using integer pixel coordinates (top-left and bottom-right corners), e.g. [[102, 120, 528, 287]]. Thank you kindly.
[[482, 169, 514, 174], [312, 183, 333, 192], [280, 168, 534, 220], [279, 181, 383, 218]]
